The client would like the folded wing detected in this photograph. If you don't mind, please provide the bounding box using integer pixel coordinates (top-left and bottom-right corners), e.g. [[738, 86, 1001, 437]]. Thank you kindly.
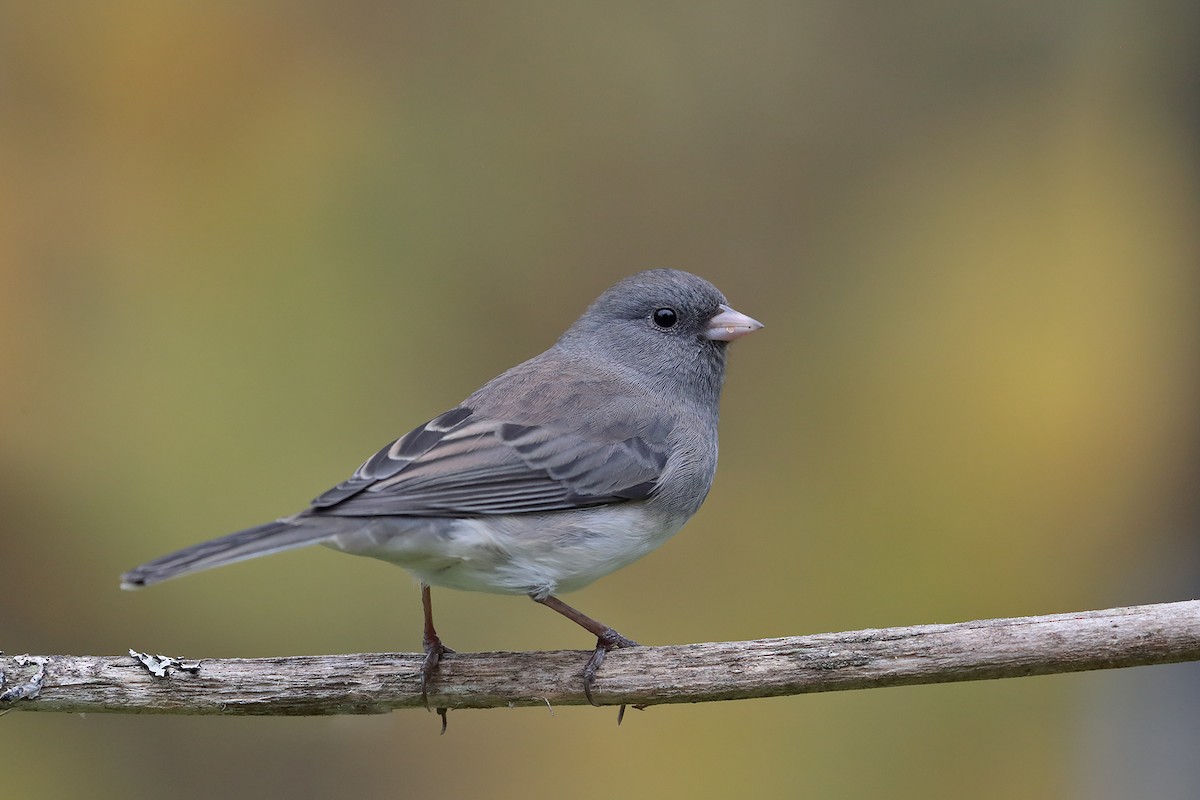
[[309, 406, 671, 517]]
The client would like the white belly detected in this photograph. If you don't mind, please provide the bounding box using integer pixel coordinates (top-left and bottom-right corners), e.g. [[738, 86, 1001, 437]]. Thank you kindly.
[[322, 504, 686, 598]]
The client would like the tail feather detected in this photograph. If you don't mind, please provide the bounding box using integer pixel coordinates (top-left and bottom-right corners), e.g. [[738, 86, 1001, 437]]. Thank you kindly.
[[120, 518, 330, 589]]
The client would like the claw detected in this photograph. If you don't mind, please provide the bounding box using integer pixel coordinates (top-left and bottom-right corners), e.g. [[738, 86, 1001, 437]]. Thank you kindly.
[[582, 627, 638, 706], [581, 643, 607, 706], [419, 639, 454, 710]]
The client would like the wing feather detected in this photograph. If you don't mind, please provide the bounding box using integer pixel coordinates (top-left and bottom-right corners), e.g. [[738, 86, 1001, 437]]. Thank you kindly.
[[309, 405, 672, 518]]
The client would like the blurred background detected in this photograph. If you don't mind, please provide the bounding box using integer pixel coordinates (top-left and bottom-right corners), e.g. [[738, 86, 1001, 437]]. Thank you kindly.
[[2, 2, 1198, 798]]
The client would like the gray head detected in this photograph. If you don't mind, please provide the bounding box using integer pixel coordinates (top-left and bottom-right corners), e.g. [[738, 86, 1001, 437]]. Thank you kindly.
[[556, 269, 762, 407]]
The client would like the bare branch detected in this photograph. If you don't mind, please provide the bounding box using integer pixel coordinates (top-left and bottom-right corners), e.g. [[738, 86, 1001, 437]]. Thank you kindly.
[[4, 600, 1198, 716]]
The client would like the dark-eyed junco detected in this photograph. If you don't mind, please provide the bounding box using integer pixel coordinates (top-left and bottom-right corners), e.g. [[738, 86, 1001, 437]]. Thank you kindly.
[[121, 269, 761, 716]]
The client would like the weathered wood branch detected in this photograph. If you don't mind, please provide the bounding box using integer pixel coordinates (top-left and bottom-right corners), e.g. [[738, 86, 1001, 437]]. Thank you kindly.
[[3, 600, 1198, 716]]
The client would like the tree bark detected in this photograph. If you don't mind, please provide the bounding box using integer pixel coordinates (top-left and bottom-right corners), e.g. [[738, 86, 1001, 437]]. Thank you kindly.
[[3, 600, 1198, 716]]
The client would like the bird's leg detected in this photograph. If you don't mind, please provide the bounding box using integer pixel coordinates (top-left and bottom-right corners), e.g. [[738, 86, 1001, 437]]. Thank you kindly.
[[420, 583, 452, 727], [533, 594, 638, 707]]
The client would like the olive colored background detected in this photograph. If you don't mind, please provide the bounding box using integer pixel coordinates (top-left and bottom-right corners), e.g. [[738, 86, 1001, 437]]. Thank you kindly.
[[2, 3, 1198, 798]]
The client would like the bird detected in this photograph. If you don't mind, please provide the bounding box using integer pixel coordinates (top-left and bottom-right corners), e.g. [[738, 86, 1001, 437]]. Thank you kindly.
[[121, 268, 762, 720]]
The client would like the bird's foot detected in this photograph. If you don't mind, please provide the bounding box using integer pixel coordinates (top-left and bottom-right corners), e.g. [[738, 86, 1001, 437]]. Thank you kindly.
[[582, 627, 638, 707], [420, 636, 454, 712]]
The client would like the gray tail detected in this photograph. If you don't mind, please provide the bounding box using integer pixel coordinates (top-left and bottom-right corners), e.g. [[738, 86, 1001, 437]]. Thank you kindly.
[[120, 517, 329, 589]]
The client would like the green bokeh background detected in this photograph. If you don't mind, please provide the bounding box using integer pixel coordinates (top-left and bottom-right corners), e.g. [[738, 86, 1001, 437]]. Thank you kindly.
[[3, 3, 1198, 798]]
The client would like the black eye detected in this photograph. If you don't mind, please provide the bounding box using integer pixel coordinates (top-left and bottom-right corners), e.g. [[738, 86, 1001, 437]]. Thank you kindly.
[[652, 307, 678, 328]]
